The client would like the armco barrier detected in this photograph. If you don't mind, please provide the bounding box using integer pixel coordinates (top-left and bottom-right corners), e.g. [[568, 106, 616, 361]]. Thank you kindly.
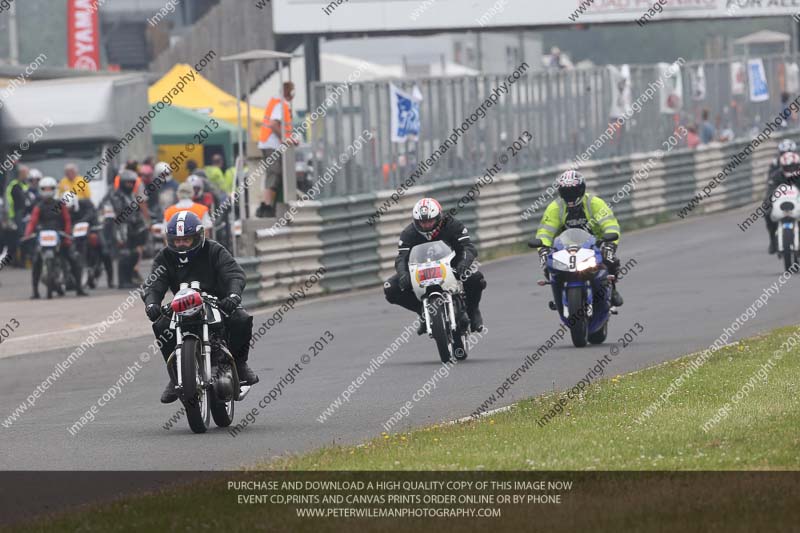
[[238, 131, 797, 306]]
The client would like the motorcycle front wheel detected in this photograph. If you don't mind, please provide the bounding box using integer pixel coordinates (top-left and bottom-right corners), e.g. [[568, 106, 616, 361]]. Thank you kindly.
[[180, 337, 210, 434], [428, 295, 453, 363], [567, 287, 588, 348], [588, 321, 608, 344], [783, 225, 796, 272]]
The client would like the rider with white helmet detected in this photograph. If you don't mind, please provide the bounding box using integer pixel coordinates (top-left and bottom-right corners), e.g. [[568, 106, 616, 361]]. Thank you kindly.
[[23, 176, 88, 298], [384, 198, 486, 333]]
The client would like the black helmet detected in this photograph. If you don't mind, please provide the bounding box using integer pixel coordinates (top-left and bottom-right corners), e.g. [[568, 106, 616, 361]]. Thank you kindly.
[[556, 170, 586, 207], [166, 211, 205, 260]]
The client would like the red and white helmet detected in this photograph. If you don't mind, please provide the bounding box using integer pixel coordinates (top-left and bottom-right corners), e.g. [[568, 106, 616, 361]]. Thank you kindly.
[[412, 198, 443, 240], [780, 151, 800, 180]]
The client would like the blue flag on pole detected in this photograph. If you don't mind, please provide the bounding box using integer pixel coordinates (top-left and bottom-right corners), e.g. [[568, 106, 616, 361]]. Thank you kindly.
[[390, 84, 421, 142]]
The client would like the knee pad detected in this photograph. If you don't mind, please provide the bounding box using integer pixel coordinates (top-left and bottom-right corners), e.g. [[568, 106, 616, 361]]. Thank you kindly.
[[384, 280, 397, 302], [465, 271, 486, 290]]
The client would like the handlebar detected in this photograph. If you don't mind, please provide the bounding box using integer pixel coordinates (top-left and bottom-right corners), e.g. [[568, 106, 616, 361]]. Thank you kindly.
[[21, 230, 71, 242]]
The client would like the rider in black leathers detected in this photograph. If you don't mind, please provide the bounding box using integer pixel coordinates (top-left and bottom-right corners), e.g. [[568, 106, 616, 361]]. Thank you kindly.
[[384, 197, 486, 334], [142, 210, 258, 403], [103, 170, 148, 288]]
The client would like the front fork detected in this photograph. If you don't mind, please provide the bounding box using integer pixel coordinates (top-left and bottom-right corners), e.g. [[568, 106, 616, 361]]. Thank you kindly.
[[173, 324, 212, 390], [776, 220, 799, 252], [422, 292, 456, 335]]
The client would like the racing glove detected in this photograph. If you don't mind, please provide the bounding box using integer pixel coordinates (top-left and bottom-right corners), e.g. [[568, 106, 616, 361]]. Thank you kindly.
[[601, 242, 617, 263], [219, 293, 242, 314], [145, 303, 162, 322], [452, 261, 464, 279], [538, 247, 551, 269]]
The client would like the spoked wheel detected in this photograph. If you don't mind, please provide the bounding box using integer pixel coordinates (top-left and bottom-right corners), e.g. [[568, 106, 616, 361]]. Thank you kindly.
[[783, 226, 795, 272], [453, 332, 469, 361], [180, 337, 210, 434], [210, 396, 234, 427], [210, 364, 235, 428], [428, 295, 453, 363], [567, 287, 588, 347]]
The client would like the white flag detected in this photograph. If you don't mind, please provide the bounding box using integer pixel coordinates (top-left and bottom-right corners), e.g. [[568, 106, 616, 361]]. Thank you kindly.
[[608, 64, 631, 118], [786, 62, 800, 94], [658, 62, 683, 114], [690, 65, 706, 101]]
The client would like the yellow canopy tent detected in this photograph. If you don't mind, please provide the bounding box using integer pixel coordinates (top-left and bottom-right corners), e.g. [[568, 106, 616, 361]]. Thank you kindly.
[[148, 64, 263, 141]]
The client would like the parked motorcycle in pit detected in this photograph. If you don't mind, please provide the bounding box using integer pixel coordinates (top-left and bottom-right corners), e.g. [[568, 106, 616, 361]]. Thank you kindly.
[[529, 229, 618, 348], [770, 184, 800, 272], [408, 241, 471, 363], [164, 281, 252, 434]]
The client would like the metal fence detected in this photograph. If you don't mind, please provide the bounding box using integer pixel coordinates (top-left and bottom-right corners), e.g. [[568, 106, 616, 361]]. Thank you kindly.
[[308, 53, 800, 198]]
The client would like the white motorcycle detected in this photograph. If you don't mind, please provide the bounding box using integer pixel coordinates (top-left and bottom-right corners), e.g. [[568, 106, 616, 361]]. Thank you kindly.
[[408, 241, 470, 363], [770, 184, 800, 272]]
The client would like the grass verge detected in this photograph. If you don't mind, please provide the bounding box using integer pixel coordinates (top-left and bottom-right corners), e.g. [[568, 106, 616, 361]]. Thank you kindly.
[[11, 325, 800, 532], [269, 324, 800, 470]]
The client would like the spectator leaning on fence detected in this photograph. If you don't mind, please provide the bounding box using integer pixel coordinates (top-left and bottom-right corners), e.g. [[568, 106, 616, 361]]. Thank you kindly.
[[58, 163, 91, 201], [256, 81, 295, 218]]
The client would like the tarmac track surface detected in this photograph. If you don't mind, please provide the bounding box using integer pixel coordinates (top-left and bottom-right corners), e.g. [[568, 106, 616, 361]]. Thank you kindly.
[[0, 207, 797, 472]]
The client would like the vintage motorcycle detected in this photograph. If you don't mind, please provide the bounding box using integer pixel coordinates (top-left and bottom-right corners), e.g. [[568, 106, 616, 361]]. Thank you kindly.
[[23, 230, 70, 299], [164, 281, 252, 434], [769, 184, 800, 272], [408, 241, 471, 363]]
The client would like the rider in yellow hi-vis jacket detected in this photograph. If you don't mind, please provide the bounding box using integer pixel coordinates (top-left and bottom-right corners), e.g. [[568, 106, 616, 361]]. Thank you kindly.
[[536, 170, 624, 307]]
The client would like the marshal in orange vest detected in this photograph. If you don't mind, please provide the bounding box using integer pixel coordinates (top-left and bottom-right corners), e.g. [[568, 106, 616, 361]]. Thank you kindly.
[[258, 95, 293, 149], [164, 201, 208, 224]]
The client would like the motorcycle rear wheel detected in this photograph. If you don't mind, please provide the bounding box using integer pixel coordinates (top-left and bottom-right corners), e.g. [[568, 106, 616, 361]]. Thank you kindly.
[[180, 337, 210, 434], [567, 287, 588, 348], [210, 363, 235, 428]]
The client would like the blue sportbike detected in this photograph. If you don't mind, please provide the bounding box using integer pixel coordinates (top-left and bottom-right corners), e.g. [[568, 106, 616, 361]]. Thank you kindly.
[[529, 228, 618, 347]]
